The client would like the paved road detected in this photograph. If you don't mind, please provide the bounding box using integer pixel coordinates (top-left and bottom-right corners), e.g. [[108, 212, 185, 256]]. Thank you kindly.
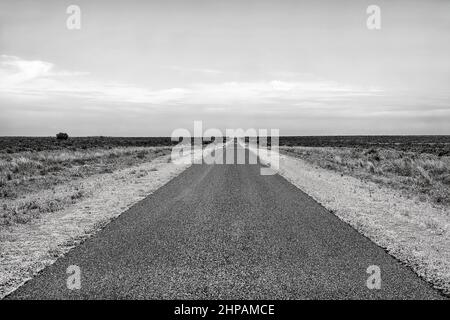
[[6, 144, 444, 299]]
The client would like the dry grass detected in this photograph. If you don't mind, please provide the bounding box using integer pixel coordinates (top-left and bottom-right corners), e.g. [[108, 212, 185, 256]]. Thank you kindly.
[[262, 147, 450, 295], [0, 144, 212, 299], [281, 146, 450, 207], [0, 147, 171, 225]]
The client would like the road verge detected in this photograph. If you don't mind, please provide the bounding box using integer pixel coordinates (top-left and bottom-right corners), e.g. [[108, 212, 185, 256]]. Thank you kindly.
[[249, 145, 450, 296]]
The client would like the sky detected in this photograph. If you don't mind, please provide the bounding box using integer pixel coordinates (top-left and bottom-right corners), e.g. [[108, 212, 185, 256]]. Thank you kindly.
[[0, 0, 449, 136]]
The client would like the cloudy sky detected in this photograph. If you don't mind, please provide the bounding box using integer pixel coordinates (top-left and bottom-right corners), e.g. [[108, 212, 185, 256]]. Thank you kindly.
[[0, 0, 449, 136]]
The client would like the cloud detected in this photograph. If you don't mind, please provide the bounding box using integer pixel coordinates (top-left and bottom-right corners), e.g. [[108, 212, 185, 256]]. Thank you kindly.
[[0, 55, 53, 85], [0, 55, 382, 111], [1, 56, 449, 136], [0, 55, 92, 100], [0, 55, 89, 85], [182, 81, 381, 107]]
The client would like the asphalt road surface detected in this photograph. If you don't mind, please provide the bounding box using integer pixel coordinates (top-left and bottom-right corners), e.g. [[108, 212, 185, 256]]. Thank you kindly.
[[6, 143, 444, 299]]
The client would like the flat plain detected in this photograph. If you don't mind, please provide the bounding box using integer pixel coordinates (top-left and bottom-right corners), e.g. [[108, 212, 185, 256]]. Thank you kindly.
[[0, 135, 449, 299]]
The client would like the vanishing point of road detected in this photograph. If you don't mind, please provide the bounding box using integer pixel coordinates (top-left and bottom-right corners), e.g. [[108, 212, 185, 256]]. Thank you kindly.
[[6, 143, 444, 299]]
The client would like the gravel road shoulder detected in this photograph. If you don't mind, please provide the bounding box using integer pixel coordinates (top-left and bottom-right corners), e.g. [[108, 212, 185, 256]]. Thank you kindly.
[[275, 150, 450, 296], [0, 153, 191, 298]]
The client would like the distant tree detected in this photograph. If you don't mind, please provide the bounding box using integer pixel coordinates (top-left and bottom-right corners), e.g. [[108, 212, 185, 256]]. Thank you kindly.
[[56, 132, 69, 140]]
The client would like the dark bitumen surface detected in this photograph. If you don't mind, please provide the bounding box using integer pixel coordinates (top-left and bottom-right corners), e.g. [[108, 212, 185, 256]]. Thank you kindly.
[[6, 143, 445, 299]]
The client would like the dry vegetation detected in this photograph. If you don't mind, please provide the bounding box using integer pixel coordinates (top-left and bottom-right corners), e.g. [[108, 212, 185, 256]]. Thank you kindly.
[[281, 146, 450, 208], [272, 140, 450, 295], [0, 148, 197, 299], [273, 151, 450, 296], [279, 135, 450, 156], [0, 136, 175, 153], [0, 141, 172, 226]]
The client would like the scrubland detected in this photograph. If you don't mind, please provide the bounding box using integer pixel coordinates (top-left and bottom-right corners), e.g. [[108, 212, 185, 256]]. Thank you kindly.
[[277, 145, 450, 295], [281, 146, 450, 208], [0, 138, 192, 298], [0, 145, 171, 225], [279, 135, 450, 156]]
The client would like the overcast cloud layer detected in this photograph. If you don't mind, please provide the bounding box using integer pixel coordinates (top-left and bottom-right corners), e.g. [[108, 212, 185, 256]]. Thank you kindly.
[[0, 0, 449, 136]]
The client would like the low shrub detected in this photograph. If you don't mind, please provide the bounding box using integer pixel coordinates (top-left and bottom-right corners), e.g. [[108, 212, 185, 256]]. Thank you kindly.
[[56, 132, 69, 140]]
